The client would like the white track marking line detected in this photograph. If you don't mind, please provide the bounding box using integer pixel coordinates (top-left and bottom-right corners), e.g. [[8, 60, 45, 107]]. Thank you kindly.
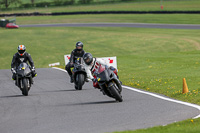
[[52, 67, 200, 119], [123, 86, 200, 119], [52, 67, 68, 73]]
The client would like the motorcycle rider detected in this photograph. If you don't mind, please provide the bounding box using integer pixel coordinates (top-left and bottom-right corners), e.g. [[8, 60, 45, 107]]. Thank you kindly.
[[83, 53, 118, 89], [11, 45, 37, 83], [65, 41, 85, 83]]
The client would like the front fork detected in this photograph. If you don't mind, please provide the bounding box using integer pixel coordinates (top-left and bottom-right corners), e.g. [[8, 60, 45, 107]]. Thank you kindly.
[[17, 77, 31, 89], [20, 79, 23, 88]]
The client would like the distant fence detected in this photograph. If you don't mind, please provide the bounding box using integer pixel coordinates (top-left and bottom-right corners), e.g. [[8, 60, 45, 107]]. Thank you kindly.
[[1, 11, 200, 17]]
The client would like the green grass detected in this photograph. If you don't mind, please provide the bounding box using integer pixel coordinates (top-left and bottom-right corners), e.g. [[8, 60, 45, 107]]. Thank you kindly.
[[1, 27, 200, 105], [113, 118, 200, 133], [2, 27, 200, 133], [1, 0, 200, 13], [14, 14, 200, 25], [1, 5, 200, 132]]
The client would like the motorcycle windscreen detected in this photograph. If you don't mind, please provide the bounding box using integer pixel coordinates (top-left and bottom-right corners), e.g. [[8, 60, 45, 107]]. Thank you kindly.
[[17, 63, 31, 77], [18, 62, 28, 70], [97, 65, 109, 82], [75, 57, 84, 64], [98, 65, 105, 73]]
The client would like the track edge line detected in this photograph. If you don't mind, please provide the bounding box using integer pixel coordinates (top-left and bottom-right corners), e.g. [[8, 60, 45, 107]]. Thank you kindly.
[[52, 67, 200, 119]]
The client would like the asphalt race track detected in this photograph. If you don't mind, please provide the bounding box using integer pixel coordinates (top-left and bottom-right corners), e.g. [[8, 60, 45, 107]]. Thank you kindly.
[[19, 23, 200, 29], [0, 68, 200, 133]]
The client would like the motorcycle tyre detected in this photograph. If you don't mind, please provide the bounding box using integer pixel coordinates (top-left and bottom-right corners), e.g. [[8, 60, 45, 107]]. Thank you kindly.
[[109, 83, 123, 102], [22, 78, 29, 96], [75, 74, 85, 90], [77, 74, 84, 90]]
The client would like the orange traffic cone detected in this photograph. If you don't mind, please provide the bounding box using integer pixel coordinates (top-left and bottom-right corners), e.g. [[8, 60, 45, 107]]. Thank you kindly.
[[182, 78, 189, 94]]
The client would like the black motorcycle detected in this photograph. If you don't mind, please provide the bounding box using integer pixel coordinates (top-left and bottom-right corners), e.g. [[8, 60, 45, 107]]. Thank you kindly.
[[95, 65, 123, 102], [72, 57, 87, 90], [16, 62, 33, 96]]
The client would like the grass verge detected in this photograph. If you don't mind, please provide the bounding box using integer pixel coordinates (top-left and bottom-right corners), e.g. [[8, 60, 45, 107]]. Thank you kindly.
[[113, 118, 200, 133], [1, 27, 200, 104], [1, 26, 200, 133], [1, 0, 200, 13], [14, 14, 200, 25]]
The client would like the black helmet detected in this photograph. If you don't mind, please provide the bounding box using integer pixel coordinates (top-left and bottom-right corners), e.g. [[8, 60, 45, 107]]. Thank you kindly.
[[76, 41, 83, 51], [18, 45, 26, 56], [83, 53, 93, 65]]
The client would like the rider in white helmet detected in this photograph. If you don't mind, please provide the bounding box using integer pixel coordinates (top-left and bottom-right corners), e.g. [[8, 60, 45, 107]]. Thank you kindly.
[[83, 53, 118, 89]]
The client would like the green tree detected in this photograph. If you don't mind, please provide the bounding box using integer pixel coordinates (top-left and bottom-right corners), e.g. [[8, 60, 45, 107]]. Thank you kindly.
[[63, 0, 75, 5], [78, 0, 93, 4], [30, 0, 34, 5], [0, 0, 21, 8], [54, 0, 64, 6]]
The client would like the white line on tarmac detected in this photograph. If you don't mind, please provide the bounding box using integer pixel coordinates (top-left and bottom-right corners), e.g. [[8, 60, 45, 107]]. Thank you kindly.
[[123, 86, 200, 119], [52, 67, 200, 119]]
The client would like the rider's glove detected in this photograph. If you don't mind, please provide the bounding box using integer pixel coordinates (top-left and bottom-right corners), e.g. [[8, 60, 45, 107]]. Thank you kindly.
[[11, 68, 16, 74], [31, 67, 37, 77], [70, 62, 74, 67], [31, 67, 35, 71], [92, 78, 97, 83], [109, 66, 115, 71]]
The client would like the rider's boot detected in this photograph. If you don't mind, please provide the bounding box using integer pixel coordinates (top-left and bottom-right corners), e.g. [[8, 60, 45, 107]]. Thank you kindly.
[[15, 80, 17, 86], [30, 77, 34, 84], [70, 75, 74, 83], [85, 77, 89, 82]]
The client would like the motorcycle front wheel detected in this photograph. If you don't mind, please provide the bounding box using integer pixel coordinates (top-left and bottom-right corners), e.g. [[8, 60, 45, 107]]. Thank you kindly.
[[75, 74, 85, 90], [109, 83, 123, 102], [22, 78, 29, 96]]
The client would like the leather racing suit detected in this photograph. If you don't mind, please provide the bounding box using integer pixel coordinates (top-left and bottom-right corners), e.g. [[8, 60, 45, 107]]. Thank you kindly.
[[11, 52, 36, 80], [65, 49, 85, 77], [84, 58, 118, 89]]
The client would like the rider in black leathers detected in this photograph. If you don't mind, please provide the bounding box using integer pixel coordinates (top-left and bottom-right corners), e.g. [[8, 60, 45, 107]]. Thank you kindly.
[[65, 41, 85, 83], [11, 45, 37, 82]]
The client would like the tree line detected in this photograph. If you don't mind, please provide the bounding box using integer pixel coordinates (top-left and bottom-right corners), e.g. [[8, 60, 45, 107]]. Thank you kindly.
[[0, 0, 133, 9]]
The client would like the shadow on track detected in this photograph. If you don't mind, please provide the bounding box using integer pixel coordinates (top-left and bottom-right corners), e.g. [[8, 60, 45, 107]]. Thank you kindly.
[[42, 89, 89, 93], [79, 100, 117, 105], [56, 100, 117, 107], [0, 95, 23, 98]]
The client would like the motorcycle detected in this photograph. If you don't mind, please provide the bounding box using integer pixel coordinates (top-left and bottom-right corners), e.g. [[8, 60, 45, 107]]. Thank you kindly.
[[94, 65, 123, 102], [16, 62, 33, 96], [72, 57, 87, 90]]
